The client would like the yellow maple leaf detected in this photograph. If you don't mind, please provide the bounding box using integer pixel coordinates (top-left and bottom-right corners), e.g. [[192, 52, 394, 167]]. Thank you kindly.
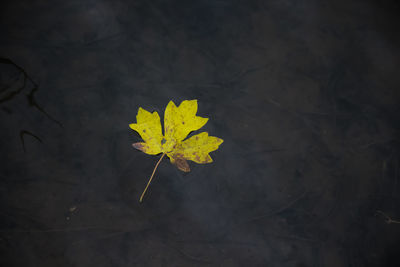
[[129, 99, 223, 202]]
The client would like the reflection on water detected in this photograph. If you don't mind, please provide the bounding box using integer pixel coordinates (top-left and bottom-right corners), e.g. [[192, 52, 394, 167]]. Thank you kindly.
[[0, 57, 62, 152]]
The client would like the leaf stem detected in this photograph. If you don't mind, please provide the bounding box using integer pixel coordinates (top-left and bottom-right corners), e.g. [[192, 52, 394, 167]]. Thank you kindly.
[[140, 153, 166, 202]]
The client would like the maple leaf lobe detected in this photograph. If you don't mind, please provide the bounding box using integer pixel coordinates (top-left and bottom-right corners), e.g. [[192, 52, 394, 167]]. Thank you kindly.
[[173, 156, 191, 172]]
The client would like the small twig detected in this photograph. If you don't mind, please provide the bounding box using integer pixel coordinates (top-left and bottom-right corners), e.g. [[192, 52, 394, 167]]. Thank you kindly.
[[140, 153, 166, 202], [19, 129, 43, 152], [376, 210, 400, 224]]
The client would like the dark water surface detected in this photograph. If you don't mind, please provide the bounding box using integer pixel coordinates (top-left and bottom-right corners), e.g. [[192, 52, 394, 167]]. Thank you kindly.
[[1, 0, 400, 266]]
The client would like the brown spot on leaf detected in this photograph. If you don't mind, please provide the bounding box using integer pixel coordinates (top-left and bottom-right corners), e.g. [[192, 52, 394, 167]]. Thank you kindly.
[[132, 142, 145, 151], [173, 154, 190, 172], [192, 152, 207, 163], [161, 138, 166, 144], [143, 129, 146, 133], [182, 121, 185, 124]]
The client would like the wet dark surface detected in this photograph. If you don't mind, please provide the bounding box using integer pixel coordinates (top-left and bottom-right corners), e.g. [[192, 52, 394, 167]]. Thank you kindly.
[[1, 0, 400, 266]]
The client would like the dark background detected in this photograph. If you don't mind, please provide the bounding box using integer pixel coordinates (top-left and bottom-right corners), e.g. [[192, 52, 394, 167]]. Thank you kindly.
[[1, 0, 400, 266]]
